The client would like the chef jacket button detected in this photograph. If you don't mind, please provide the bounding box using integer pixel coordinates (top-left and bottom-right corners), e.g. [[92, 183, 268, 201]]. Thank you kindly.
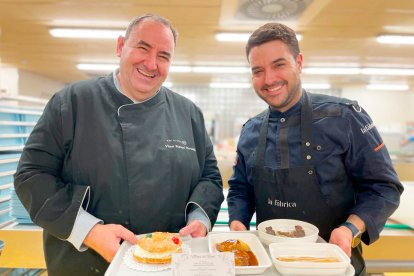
[[308, 170, 313, 174], [90, 267, 101, 274], [306, 155, 311, 160], [316, 145, 322, 151], [305, 142, 311, 147], [280, 118, 285, 123]]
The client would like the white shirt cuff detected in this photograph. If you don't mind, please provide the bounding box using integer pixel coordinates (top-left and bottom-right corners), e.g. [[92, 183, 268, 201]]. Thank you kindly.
[[187, 205, 211, 232], [66, 207, 103, 252]]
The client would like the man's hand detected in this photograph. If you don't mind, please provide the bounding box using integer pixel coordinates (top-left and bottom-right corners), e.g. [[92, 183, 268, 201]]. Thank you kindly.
[[329, 226, 353, 257], [230, 220, 247, 231], [83, 224, 137, 263], [179, 220, 207, 237]]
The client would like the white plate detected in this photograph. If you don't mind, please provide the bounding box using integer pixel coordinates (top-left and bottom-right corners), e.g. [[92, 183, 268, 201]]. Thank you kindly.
[[274, 264, 355, 276], [208, 232, 272, 275], [106, 233, 190, 276], [258, 219, 319, 245], [269, 243, 350, 276]]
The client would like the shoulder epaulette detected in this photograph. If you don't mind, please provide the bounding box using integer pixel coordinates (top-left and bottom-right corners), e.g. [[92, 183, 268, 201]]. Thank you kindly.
[[308, 92, 361, 113]]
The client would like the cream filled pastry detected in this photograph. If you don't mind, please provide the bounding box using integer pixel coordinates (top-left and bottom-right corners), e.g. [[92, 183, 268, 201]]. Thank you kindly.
[[133, 232, 182, 264]]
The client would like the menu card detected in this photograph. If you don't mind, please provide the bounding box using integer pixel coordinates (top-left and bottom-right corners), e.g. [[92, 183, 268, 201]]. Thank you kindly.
[[171, 252, 235, 276]]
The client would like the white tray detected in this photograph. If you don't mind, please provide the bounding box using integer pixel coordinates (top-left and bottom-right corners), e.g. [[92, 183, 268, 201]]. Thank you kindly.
[[105, 231, 353, 276]]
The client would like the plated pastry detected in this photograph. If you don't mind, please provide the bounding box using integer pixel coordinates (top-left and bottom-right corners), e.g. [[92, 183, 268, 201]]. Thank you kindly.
[[133, 232, 182, 264]]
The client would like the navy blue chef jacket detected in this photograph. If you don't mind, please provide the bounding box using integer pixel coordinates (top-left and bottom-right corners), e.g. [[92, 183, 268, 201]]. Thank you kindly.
[[228, 91, 403, 274]]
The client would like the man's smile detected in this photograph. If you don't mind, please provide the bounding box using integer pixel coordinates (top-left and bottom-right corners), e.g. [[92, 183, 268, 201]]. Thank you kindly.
[[137, 68, 156, 78]]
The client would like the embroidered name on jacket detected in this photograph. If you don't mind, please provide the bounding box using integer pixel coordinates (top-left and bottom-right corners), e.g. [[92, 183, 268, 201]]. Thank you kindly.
[[164, 139, 196, 152], [361, 122, 375, 134], [268, 198, 297, 208]]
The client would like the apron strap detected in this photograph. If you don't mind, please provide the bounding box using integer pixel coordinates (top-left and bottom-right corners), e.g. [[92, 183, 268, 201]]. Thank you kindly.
[[256, 110, 270, 167], [301, 92, 313, 166]]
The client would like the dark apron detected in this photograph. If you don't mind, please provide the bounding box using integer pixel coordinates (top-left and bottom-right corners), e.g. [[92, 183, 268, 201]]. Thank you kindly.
[[252, 92, 365, 276]]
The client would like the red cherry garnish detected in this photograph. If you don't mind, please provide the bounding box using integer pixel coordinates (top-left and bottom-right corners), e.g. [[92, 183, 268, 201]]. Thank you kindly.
[[172, 236, 179, 244]]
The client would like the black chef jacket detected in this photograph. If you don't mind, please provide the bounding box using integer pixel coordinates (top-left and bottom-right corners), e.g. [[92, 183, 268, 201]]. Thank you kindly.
[[14, 74, 224, 275]]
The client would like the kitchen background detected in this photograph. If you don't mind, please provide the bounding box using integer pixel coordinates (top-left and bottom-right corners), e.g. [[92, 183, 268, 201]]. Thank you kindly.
[[1, 0, 414, 275]]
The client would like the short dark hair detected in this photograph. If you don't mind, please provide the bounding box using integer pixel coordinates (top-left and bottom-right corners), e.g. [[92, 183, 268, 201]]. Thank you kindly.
[[124, 14, 178, 46], [246, 23, 300, 60]]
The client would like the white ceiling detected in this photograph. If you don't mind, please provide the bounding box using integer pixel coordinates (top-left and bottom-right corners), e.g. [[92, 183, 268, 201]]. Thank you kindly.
[[1, 0, 414, 91]]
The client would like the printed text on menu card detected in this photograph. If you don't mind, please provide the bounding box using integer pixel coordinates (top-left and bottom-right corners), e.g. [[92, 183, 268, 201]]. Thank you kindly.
[[172, 252, 235, 276]]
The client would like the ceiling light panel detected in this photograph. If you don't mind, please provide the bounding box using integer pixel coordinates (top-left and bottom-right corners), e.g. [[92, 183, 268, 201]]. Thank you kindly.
[[209, 82, 251, 89], [215, 32, 302, 42], [76, 63, 118, 71], [163, 81, 173, 88], [76, 63, 414, 79], [215, 33, 251, 42], [376, 34, 414, 45], [302, 83, 331, 89], [193, 66, 250, 74], [303, 67, 360, 75], [169, 66, 192, 73], [361, 68, 414, 76], [50, 28, 124, 39], [366, 84, 409, 91]]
